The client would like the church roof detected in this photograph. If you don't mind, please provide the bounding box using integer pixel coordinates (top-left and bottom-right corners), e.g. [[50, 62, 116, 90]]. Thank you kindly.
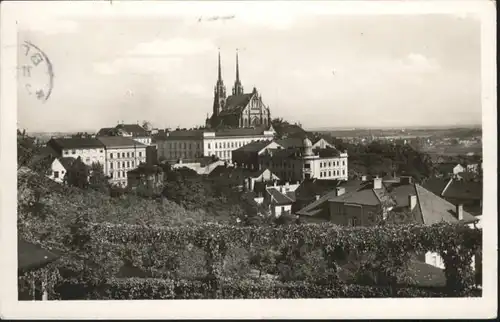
[[218, 93, 254, 116]]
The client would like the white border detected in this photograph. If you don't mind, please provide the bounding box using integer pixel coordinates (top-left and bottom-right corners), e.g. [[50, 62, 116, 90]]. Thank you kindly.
[[1, 1, 497, 319]]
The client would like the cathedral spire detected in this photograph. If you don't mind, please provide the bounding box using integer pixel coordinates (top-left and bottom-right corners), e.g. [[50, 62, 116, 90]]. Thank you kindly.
[[218, 49, 222, 81], [232, 49, 244, 95]]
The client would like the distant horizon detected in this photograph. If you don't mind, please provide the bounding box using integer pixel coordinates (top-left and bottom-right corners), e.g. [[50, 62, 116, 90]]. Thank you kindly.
[[24, 123, 483, 136]]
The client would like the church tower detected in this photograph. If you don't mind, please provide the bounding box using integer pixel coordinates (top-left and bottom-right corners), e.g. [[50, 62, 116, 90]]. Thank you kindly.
[[213, 50, 226, 119], [232, 50, 244, 96]]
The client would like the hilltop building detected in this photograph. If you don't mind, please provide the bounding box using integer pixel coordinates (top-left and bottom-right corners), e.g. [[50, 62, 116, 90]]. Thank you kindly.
[[97, 123, 152, 146], [206, 51, 271, 129], [155, 126, 275, 163]]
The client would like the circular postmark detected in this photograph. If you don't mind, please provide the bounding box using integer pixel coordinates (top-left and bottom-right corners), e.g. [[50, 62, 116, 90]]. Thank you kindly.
[[18, 41, 54, 102]]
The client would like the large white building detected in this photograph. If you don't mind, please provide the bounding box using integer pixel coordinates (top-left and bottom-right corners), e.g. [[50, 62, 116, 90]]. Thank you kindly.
[[156, 126, 276, 163], [98, 136, 147, 187], [256, 138, 349, 182], [46, 138, 106, 167]]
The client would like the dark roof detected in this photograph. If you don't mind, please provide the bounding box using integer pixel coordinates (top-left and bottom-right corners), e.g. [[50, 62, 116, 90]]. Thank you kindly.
[[234, 140, 274, 153], [18, 239, 62, 271], [128, 164, 163, 175], [261, 147, 302, 159], [422, 178, 449, 196], [218, 93, 254, 115], [48, 137, 105, 150], [276, 137, 305, 149], [116, 124, 148, 136], [161, 129, 205, 140], [58, 157, 76, 170], [295, 179, 344, 200], [96, 127, 115, 136], [442, 179, 482, 200], [317, 148, 341, 158], [97, 136, 146, 148], [435, 162, 462, 174], [273, 123, 309, 138], [267, 187, 295, 205], [415, 184, 477, 224]]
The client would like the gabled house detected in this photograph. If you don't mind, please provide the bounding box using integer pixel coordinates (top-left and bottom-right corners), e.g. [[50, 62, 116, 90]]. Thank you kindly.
[[296, 176, 479, 270], [423, 177, 483, 216], [232, 140, 283, 171], [434, 162, 465, 178], [48, 157, 76, 183]]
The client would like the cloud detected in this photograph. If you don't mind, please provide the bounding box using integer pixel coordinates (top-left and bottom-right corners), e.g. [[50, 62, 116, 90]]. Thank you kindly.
[[94, 37, 217, 75], [396, 53, 441, 74], [19, 18, 79, 35], [93, 56, 183, 75], [128, 38, 217, 57]]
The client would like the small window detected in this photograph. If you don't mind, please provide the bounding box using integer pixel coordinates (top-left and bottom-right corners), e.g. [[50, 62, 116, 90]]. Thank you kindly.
[[110, 162, 113, 169], [110, 153, 113, 159], [127, 152, 130, 158], [72, 150, 76, 155], [127, 161, 130, 167], [329, 171, 331, 177], [100, 150, 103, 153], [122, 162, 125, 168], [54, 171, 59, 178], [122, 153, 125, 158], [131, 152, 134, 157], [320, 172, 323, 178], [208, 143, 211, 149], [132, 161, 134, 167], [139, 152, 142, 157]]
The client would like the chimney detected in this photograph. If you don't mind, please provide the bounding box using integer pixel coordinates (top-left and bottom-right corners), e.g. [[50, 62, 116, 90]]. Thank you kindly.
[[373, 177, 382, 190], [315, 195, 320, 200], [336, 187, 345, 196], [456, 204, 464, 220], [408, 195, 417, 210], [361, 175, 368, 182]]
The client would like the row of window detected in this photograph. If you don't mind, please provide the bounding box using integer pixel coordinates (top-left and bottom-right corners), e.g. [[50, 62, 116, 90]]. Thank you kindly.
[[168, 142, 201, 150], [320, 160, 346, 168], [266, 161, 296, 169], [109, 151, 143, 159], [109, 160, 136, 170], [110, 171, 128, 179], [167, 139, 258, 151], [319, 169, 346, 178]]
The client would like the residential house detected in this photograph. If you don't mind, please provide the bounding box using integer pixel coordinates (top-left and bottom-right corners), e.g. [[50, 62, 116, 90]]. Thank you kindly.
[[155, 126, 275, 163], [423, 177, 483, 216], [47, 157, 75, 183], [258, 138, 348, 182], [232, 140, 283, 171], [97, 136, 147, 187], [46, 137, 106, 168], [296, 176, 479, 270], [276, 137, 334, 150], [250, 181, 300, 218], [435, 162, 465, 178], [97, 123, 152, 146]]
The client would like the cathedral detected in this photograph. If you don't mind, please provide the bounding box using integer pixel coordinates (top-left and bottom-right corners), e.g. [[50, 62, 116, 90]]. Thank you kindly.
[[206, 51, 272, 129]]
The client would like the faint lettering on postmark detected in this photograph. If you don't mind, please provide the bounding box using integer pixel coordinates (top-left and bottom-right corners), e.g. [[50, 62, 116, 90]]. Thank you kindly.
[[18, 41, 54, 102]]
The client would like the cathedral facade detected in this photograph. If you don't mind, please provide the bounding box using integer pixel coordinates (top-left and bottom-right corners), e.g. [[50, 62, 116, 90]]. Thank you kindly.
[[206, 51, 272, 129]]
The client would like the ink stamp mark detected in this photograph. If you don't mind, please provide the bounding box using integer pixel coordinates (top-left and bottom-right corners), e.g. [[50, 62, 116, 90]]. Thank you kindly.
[[19, 41, 54, 102]]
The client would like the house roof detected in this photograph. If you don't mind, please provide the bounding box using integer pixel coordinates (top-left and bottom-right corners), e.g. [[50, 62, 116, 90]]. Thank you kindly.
[[233, 140, 274, 153], [435, 162, 461, 174], [164, 129, 205, 140], [422, 178, 449, 196], [261, 147, 303, 159], [442, 179, 482, 200], [96, 127, 115, 136], [116, 124, 148, 136], [97, 136, 146, 148], [48, 137, 105, 150], [267, 187, 295, 205], [58, 157, 76, 170], [415, 184, 477, 224], [317, 148, 341, 158], [295, 179, 344, 200], [276, 137, 305, 149], [18, 239, 62, 271]]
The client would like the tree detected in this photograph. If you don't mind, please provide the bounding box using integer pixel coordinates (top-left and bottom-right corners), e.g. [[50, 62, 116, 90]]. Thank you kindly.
[[88, 162, 109, 193], [64, 157, 89, 189], [142, 121, 152, 132]]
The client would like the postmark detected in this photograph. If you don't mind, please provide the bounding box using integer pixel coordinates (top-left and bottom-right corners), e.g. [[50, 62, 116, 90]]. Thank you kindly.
[[18, 41, 54, 102]]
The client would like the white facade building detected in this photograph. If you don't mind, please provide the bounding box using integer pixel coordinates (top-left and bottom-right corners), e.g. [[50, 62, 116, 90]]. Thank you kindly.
[[46, 138, 106, 168], [156, 126, 275, 163], [97, 136, 147, 187]]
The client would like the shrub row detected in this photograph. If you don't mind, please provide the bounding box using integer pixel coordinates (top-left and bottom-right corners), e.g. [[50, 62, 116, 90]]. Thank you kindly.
[[88, 277, 479, 299]]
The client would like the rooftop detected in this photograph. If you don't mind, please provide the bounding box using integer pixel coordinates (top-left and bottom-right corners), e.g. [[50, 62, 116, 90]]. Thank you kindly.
[[47, 137, 105, 150], [97, 136, 147, 148]]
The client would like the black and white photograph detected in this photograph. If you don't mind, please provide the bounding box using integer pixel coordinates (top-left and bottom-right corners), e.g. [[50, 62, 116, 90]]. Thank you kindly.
[[0, 0, 497, 319]]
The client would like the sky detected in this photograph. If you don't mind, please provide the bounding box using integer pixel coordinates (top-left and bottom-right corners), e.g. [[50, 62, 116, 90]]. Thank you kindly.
[[17, 11, 482, 133]]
